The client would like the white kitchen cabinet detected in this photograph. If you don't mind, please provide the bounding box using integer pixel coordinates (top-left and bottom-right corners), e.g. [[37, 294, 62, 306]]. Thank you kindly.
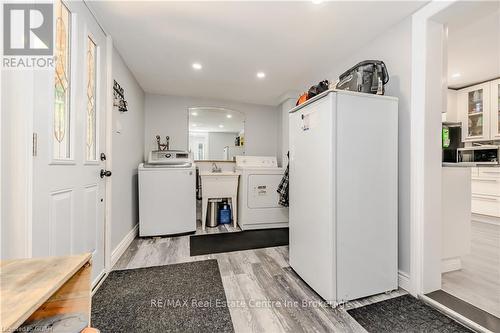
[[471, 166, 500, 218], [490, 79, 500, 140], [471, 177, 500, 197], [458, 82, 491, 142]]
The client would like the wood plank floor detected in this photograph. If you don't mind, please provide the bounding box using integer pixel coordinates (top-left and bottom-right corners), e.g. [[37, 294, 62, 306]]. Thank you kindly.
[[442, 220, 500, 318], [194, 220, 241, 235], [114, 227, 406, 333]]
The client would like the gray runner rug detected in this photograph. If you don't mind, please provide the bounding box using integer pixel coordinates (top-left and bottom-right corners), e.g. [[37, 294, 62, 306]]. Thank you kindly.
[[91, 260, 234, 333]]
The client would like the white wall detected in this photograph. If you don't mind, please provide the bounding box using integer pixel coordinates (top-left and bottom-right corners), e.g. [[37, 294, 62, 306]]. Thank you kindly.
[[445, 89, 458, 122], [447, 8, 500, 89], [278, 98, 296, 167], [322, 18, 413, 275], [274, 19, 413, 275], [110, 47, 145, 252], [144, 94, 279, 159]]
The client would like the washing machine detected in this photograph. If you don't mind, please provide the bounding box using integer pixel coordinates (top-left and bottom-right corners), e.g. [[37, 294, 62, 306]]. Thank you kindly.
[[139, 150, 196, 237], [236, 156, 289, 230]]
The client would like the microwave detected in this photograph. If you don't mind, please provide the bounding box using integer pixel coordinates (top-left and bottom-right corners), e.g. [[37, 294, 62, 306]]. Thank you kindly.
[[457, 145, 500, 165]]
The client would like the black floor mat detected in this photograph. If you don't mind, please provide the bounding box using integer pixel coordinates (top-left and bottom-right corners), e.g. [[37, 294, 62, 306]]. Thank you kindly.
[[91, 260, 234, 333], [347, 294, 472, 332], [190, 228, 289, 256]]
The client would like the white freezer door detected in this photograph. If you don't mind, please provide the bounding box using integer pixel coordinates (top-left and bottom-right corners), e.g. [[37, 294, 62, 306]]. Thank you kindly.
[[335, 93, 398, 300], [289, 93, 336, 302], [139, 168, 196, 236]]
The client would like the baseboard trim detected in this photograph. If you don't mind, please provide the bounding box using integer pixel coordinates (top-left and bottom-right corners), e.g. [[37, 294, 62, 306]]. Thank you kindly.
[[111, 224, 138, 269], [442, 257, 462, 273], [398, 270, 411, 292]]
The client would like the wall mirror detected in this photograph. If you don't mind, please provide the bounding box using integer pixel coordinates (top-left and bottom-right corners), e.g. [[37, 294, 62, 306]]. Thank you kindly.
[[188, 107, 245, 161]]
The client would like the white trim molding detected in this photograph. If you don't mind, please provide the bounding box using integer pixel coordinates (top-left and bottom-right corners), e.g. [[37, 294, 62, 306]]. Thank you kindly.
[[398, 270, 411, 292], [441, 258, 462, 273], [110, 224, 138, 268], [409, 0, 458, 297], [104, 35, 114, 273]]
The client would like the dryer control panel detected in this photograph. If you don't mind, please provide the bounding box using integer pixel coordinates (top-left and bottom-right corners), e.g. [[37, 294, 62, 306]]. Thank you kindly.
[[236, 156, 278, 168]]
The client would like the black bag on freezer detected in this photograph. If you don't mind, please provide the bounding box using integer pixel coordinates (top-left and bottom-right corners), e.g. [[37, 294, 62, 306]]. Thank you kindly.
[[335, 60, 389, 95], [307, 80, 329, 99]]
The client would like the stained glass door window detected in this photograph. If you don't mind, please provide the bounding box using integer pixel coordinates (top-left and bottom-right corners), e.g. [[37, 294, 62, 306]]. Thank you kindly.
[[86, 37, 97, 161], [53, 0, 71, 159]]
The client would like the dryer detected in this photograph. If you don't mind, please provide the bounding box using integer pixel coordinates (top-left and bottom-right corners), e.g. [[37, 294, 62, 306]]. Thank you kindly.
[[236, 156, 289, 230]]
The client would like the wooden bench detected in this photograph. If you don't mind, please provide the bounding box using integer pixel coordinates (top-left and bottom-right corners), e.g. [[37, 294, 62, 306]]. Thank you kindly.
[[1, 253, 93, 332]]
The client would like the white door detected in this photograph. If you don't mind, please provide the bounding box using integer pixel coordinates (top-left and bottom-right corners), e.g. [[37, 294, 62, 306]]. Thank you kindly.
[[288, 94, 336, 302], [32, 0, 109, 284]]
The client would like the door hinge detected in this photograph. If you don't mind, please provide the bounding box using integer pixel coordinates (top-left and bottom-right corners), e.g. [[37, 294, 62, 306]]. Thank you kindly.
[[32, 132, 38, 157]]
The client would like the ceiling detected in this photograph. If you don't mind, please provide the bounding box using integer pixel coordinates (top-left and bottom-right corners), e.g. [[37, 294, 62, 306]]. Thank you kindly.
[[446, 1, 500, 89], [188, 107, 244, 133], [88, 1, 426, 105]]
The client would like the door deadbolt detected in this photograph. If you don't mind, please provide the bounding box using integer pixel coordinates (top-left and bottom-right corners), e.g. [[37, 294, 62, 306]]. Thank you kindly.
[[100, 169, 112, 178]]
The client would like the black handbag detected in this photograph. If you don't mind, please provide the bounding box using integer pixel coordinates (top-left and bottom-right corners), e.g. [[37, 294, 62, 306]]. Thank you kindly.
[[307, 80, 329, 99], [335, 60, 389, 95]]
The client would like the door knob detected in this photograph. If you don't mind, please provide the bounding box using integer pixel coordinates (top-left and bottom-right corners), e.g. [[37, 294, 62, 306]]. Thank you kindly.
[[100, 169, 112, 178]]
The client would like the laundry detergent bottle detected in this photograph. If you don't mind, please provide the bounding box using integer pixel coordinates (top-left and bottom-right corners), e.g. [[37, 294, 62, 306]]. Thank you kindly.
[[218, 203, 231, 224]]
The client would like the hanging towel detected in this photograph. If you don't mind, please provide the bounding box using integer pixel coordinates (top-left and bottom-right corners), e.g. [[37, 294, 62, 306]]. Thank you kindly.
[[277, 159, 289, 207]]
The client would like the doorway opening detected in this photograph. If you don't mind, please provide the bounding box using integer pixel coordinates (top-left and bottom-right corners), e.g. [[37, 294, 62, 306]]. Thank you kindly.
[[411, 1, 500, 331]]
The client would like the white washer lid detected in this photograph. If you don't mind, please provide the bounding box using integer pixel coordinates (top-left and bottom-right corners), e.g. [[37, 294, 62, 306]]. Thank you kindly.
[[235, 156, 278, 168]]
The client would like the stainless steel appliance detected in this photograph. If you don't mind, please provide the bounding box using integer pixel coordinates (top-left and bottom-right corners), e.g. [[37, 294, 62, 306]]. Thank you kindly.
[[457, 145, 500, 165]]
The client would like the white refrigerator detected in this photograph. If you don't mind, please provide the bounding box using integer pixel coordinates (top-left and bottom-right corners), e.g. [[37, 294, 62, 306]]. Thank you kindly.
[[288, 90, 398, 306]]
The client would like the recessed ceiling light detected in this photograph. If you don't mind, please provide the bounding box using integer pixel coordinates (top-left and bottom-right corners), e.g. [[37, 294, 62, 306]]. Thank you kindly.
[[191, 111, 198, 116], [256, 72, 266, 79], [226, 114, 232, 119], [219, 124, 224, 128], [451, 73, 461, 78], [192, 63, 202, 70]]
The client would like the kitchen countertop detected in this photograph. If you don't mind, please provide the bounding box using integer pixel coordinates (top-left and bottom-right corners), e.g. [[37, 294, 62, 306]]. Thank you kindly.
[[442, 163, 500, 168], [442, 162, 476, 167]]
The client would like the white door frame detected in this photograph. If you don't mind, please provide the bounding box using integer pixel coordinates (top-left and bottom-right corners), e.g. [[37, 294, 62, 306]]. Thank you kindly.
[[409, 0, 458, 296], [104, 35, 114, 276]]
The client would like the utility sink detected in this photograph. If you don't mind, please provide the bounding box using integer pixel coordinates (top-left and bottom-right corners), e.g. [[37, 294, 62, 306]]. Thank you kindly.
[[199, 171, 240, 176], [199, 171, 240, 230]]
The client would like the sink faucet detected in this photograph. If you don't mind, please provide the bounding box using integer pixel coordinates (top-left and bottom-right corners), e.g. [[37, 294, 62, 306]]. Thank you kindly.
[[212, 162, 222, 173]]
